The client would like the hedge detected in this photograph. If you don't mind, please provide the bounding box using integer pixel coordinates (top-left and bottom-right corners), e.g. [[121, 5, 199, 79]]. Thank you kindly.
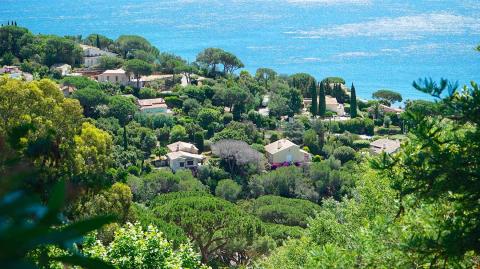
[[338, 118, 374, 135]]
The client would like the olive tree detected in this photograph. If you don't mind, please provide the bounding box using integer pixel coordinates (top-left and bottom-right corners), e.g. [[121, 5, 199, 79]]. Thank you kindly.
[[211, 139, 264, 175]]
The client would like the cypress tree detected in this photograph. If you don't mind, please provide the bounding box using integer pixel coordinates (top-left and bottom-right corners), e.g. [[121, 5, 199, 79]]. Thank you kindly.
[[334, 83, 342, 103], [194, 132, 204, 152], [350, 83, 357, 118], [309, 79, 318, 116], [319, 82, 326, 117], [96, 34, 101, 49]]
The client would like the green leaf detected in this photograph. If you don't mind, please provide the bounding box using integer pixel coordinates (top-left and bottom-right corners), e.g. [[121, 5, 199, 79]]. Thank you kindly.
[[52, 254, 115, 269]]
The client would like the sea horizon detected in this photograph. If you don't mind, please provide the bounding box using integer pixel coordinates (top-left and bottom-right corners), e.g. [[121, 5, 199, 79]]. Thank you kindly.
[[1, 0, 479, 102]]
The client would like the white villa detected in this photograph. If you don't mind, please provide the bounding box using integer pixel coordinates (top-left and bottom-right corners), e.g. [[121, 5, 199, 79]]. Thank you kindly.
[[97, 69, 129, 86], [264, 139, 311, 167], [80, 44, 117, 68], [51, 63, 72, 76], [303, 95, 346, 116], [325, 96, 346, 116], [166, 141, 203, 172]]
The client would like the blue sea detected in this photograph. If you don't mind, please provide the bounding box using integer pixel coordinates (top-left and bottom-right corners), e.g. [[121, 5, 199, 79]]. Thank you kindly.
[[1, 0, 479, 102]]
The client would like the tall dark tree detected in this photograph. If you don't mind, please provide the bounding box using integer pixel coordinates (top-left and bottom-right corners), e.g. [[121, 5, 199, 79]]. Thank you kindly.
[[95, 34, 101, 49], [350, 83, 357, 118], [309, 79, 318, 116], [319, 82, 326, 117]]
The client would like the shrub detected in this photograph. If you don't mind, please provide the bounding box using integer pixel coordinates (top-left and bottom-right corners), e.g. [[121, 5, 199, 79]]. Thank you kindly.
[[352, 140, 371, 150], [203, 139, 213, 152], [138, 87, 157, 99], [251, 143, 266, 153], [332, 146, 356, 164], [127, 165, 140, 176], [313, 155, 323, 162], [269, 132, 280, 142], [83, 222, 207, 269], [223, 112, 233, 124], [215, 179, 242, 202], [170, 125, 188, 142], [383, 115, 392, 128], [376, 126, 402, 135], [338, 118, 374, 135], [164, 96, 183, 108], [325, 111, 336, 118], [249, 166, 318, 202]]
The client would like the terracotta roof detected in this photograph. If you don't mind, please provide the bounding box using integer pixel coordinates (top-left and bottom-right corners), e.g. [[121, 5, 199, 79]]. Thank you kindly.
[[137, 98, 165, 107], [264, 139, 298, 155]]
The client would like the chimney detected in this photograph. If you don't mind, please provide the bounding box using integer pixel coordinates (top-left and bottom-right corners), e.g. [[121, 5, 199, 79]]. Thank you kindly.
[[176, 144, 180, 152], [278, 141, 282, 149]]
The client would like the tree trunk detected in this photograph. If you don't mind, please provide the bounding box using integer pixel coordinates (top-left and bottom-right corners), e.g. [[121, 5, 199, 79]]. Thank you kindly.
[[200, 246, 209, 264]]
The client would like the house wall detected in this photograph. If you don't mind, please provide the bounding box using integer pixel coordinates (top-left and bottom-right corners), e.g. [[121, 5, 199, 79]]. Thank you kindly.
[[169, 157, 200, 172], [98, 73, 129, 86], [269, 146, 304, 164], [326, 103, 345, 116], [84, 56, 101, 68], [54, 66, 71, 76]]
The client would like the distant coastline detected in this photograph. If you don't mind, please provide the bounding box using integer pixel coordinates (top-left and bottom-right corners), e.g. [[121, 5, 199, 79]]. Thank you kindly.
[[1, 0, 479, 101]]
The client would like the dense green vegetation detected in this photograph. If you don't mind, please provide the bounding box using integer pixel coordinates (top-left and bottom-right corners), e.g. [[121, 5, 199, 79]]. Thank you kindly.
[[1, 24, 479, 268]]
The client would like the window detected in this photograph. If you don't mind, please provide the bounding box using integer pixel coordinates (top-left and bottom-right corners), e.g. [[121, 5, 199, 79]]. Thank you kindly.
[[106, 76, 109, 81], [115, 76, 118, 82], [187, 160, 194, 166], [179, 162, 185, 167]]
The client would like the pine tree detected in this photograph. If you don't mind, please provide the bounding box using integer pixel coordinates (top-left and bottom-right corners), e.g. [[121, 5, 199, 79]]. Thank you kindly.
[[96, 34, 101, 49], [319, 82, 326, 117], [350, 83, 357, 118], [309, 79, 318, 117]]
